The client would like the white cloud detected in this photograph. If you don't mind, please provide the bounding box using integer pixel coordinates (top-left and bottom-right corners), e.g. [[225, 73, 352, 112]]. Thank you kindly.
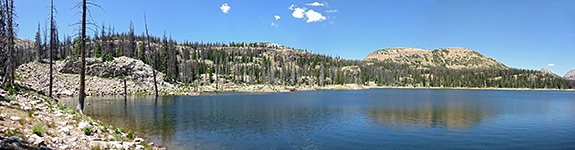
[[548, 64, 555, 67], [289, 4, 296, 10], [271, 22, 279, 27], [292, 7, 306, 19], [220, 3, 231, 14], [274, 15, 281, 20], [304, 10, 326, 23], [326, 9, 338, 13], [306, 2, 326, 6]]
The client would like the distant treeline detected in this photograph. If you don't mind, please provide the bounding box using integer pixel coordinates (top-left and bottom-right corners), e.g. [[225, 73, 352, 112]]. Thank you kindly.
[[8, 24, 575, 90]]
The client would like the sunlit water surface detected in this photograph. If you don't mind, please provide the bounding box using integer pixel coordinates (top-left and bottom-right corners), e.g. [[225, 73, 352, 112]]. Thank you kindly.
[[60, 89, 575, 149]]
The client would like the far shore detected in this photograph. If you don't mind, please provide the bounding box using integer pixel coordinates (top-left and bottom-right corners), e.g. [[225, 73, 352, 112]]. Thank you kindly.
[[56, 83, 575, 98]]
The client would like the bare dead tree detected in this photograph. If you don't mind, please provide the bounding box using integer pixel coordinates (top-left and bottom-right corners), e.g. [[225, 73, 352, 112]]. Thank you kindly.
[[77, 0, 87, 113], [144, 13, 159, 97], [74, 0, 101, 113], [49, 0, 56, 98], [1, 0, 15, 87]]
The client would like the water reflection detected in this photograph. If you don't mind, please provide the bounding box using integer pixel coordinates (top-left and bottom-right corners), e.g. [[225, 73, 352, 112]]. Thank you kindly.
[[366, 106, 491, 132], [58, 89, 575, 149]]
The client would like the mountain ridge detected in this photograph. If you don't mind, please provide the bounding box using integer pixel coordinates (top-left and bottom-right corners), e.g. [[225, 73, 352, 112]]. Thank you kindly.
[[364, 47, 506, 69], [564, 70, 575, 80]]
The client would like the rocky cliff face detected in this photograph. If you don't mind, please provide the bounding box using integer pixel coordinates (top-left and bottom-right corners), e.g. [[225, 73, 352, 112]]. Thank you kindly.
[[364, 47, 507, 69], [564, 70, 575, 80], [57, 56, 163, 82]]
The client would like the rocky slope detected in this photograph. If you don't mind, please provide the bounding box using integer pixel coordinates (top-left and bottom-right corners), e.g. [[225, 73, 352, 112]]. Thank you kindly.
[[364, 47, 507, 69], [0, 89, 163, 149], [540, 68, 561, 78], [16, 56, 185, 97], [564, 70, 575, 80], [16, 56, 358, 97]]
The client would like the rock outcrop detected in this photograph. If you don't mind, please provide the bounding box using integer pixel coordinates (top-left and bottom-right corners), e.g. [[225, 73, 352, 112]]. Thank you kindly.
[[364, 47, 507, 69], [564, 70, 575, 80], [57, 56, 162, 82], [16, 56, 177, 97]]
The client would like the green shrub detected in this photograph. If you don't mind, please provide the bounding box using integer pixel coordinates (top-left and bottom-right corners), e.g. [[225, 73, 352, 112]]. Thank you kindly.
[[3, 84, 20, 95], [83, 127, 93, 135], [28, 111, 34, 117], [33, 124, 44, 136], [102, 55, 114, 62], [100, 125, 109, 132], [7, 128, 19, 136], [113, 127, 120, 134], [127, 130, 135, 139]]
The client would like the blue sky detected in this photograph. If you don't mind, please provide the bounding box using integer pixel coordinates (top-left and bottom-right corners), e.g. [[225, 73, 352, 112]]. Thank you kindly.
[[14, 0, 575, 75]]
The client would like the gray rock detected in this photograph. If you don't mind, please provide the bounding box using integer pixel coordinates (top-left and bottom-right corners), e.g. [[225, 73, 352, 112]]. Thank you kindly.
[[7, 136, 23, 143], [54, 112, 64, 117], [89, 141, 108, 149], [68, 137, 78, 142], [123, 142, 136, 148], [109, 141, 123, 149], [59, 127, 71, 135], [78, 122, 90, 129], [51, 137, 64, 144], [133, 138, 145, 143], [55, 121, 68, 126], [28, 134, 44, 146], [9, 116, 21, 121]]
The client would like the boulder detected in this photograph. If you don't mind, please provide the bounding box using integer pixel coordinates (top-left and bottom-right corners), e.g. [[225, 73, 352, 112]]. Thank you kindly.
[[28, 134, 44, 147], [133, 138, 145, 143], [9, 116, 21, 121]]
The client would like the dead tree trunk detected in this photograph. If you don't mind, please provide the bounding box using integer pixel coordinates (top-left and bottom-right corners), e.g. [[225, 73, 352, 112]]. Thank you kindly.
[[78, 0, 87, 113], [144, 14, 158, 97], [49, 0, 55, 98]]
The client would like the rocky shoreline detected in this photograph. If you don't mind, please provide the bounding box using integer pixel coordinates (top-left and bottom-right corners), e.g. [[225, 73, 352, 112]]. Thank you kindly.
[[0, 88, 164, 149]]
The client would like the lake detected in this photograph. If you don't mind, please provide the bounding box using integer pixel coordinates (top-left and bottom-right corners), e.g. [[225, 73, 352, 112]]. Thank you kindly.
[[60, 89, 575, 149]]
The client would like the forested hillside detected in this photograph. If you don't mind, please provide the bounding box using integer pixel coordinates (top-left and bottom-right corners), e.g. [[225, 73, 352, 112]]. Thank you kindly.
[[9, 28, 575, 90]]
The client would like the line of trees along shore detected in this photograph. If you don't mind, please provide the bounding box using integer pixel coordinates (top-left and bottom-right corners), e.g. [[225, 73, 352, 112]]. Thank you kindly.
[[2, 0, 575, 101], [22, 28, 575, 90]]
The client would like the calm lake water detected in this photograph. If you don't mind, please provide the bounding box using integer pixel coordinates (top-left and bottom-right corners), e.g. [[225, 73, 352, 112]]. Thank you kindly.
[[60, 89, 575, 150]]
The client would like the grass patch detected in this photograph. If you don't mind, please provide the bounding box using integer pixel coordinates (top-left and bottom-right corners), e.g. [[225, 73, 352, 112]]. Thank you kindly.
[[110, 133, 128, 142], [33, 124, 45, 136], [83, 126, 93, 135], [3, 84, 21, 95], [7, 128, 19, 136], [5, 96, 16, 101], [60, 106, 79, 114], [100, 125, 109, 133], [28, 111, 34, 117], [91, 146, 102, 150]]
